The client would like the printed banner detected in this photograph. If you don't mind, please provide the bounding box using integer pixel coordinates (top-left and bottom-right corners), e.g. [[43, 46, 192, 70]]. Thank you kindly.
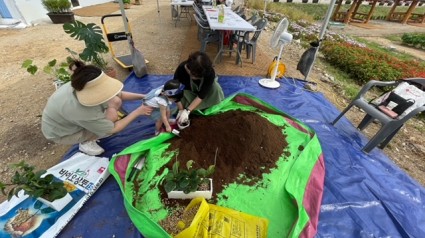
[[0, 152, 110, 238]]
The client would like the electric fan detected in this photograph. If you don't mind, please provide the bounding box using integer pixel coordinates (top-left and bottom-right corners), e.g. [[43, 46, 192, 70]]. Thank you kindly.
[[259, 18, 293, 89]]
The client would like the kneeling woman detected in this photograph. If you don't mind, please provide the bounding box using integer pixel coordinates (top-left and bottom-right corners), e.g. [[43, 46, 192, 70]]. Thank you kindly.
[[173, 51, 224, 123], [41, 60, 152, 156]]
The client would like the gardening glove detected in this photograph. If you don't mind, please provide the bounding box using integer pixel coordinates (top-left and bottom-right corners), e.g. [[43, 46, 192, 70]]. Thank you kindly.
[[176, 109, 184, 120], [177, 109, 190, 124]]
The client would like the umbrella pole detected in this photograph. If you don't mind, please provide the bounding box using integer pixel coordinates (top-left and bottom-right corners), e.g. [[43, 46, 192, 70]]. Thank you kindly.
[[303, 0, 337, 82]]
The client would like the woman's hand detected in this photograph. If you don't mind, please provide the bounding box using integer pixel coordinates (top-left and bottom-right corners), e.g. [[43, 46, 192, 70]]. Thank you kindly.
[[177, 109, 190, 124], [135, 105, 153, 116], [176, 109, 184, 119]]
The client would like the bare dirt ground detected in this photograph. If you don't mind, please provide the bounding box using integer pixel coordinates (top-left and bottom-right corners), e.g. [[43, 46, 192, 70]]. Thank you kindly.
[[0, 1, 424, 203]]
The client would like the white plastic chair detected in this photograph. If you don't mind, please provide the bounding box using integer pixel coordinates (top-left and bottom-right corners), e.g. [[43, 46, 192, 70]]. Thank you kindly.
[[332, 78, 425, 153]]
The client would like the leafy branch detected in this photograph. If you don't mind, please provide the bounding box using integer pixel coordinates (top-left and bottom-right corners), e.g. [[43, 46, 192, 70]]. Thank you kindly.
[[0, 161, 67, 202]]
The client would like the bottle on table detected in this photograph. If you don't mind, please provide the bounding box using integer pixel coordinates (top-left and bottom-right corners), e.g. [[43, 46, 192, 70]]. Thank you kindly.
[[218, 4, 225, 23]]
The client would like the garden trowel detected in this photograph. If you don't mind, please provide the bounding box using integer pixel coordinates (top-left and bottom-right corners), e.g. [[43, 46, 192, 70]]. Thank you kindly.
[[126, 156, 145, 182]]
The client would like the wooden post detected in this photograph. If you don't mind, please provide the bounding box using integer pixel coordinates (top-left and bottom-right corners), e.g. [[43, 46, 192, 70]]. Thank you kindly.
[[332, 0, 343, 21], [351, 0, 363, 21], [386, 0, 399, 21], [365, 0, 378, 23], [344, 0, 358, 23], [402, 0, 419, 24]]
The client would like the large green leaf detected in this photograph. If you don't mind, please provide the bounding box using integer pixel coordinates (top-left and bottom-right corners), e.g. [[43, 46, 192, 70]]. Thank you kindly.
[[164, 181, 176, 193], [63, 20, 109, 62]]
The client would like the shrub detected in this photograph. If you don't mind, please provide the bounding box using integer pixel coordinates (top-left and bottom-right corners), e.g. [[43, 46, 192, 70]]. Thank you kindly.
[[22, 58, 71, 83], [41, 0, 72, 13], [321, 42, 425, 84], [401, 33, 425, 48]]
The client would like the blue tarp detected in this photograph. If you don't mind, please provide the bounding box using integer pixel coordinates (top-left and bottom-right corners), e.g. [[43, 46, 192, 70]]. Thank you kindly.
[[59, 73, 425, 238]]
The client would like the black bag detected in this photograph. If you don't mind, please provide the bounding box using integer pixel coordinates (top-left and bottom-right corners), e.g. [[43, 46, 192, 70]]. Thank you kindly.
[[379, 91, 415, 115]]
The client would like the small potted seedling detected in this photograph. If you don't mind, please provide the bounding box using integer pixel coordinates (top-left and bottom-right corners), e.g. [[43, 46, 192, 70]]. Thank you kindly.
[[163, 159, 215, 199], [0, 161, 72, 212], [163, 148, 218, 199]]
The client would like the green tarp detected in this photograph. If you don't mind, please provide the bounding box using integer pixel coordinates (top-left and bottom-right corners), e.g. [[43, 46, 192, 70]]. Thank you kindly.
[[109, 93, 324, 237]]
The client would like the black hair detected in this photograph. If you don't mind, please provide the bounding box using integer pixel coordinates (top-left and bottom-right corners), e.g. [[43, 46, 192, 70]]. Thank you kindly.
[[185, 51, 213, 78], [163, 79, 183, 101], [70, 59, 102, 91]]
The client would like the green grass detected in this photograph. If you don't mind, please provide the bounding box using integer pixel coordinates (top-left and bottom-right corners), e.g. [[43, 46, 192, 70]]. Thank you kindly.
[[354, 37, 418, 61], [385, 34, 403, 43], [319, 61, 361, 100]]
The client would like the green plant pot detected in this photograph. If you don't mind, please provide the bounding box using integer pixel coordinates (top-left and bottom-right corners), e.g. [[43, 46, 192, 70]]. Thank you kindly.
[[47, 12, 75, 24]]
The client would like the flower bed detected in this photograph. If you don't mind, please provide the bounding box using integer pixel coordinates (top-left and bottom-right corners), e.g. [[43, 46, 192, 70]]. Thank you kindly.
[[321, 42, 425, 84]]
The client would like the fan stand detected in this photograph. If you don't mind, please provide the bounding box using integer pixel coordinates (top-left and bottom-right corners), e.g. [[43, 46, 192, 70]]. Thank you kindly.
[[259, 43, 284, 89]]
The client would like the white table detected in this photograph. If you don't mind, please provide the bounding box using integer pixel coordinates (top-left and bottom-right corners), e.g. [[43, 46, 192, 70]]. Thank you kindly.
[[202, 5, 255, 65], [170, 0, 194, 26]]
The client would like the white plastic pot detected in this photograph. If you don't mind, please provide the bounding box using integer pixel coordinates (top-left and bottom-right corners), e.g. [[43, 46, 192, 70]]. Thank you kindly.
[[177, 120, 190, 130], [167, 179, 213, 199], [37, 193, 73, 211]]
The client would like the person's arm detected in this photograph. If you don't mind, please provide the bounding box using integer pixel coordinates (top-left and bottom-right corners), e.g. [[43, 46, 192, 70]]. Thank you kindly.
[[177, 97, 202, 124], [110, 104, 152, 134], [160, 105, 172, 132], [187, 97, 202, 111], [177, 101, 184, 111], [119, 91, 146, 101]]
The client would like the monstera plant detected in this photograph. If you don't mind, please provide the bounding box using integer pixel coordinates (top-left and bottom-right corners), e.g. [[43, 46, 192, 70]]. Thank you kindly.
[[63, 20, 115, 76]]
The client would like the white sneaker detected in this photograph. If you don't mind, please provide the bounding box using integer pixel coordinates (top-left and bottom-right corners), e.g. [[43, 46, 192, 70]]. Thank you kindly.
[[79, 140, 105, 156]]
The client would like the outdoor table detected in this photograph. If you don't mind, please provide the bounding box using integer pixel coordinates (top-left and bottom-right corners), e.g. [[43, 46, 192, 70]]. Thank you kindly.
[[170, 0, 194, 26], [202, 5, 255, 66]]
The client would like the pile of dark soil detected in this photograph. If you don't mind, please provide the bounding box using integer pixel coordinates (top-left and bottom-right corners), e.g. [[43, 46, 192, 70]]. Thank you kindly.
[[166, 110, 288, 198]]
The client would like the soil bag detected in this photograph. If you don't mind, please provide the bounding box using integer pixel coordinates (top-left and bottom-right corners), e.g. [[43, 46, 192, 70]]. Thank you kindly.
[[109, 93, 325, 238], [175, 197, 269, 237], [297, 41, 319, 77], [131, 39, 147, 78]]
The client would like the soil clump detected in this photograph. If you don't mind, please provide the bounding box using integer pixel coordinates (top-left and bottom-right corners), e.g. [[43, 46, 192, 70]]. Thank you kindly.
[[166, 110, 288, 198], [159, 109, 288, 233]]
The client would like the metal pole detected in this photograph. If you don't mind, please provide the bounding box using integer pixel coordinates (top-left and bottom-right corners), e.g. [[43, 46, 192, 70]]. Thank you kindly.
[[117, 0, 134, 51], [303, 0, 337, 82]]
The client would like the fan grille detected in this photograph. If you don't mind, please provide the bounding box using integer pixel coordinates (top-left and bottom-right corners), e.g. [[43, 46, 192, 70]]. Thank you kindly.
[[270, 18, 289, 48]]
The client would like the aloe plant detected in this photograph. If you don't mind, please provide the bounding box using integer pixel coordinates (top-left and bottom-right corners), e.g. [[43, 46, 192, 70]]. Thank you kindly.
[[163, 160, 215, 194]]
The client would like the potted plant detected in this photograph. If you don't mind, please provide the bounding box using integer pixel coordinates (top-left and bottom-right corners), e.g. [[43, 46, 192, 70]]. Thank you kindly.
[[163, 160, 215, 199], [22, 58, 72, 90], [123, 0, 131, 9], [41, 0, 75, 24], [0, 161, 72, 211], [63, 20, 117, 78]]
